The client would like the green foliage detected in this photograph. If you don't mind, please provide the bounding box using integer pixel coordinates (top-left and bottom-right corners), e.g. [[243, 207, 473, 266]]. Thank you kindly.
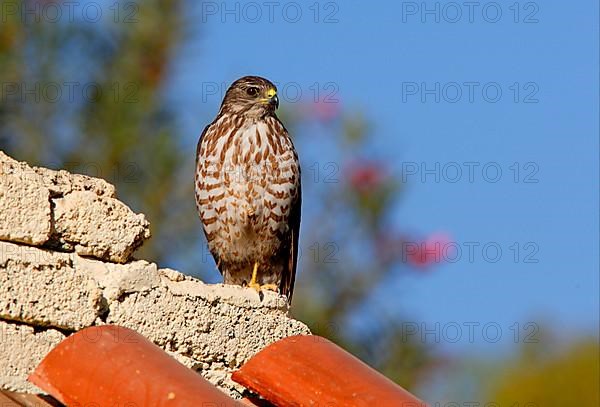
[[0, 0, 196, 265], [486, 339, 600, 406]]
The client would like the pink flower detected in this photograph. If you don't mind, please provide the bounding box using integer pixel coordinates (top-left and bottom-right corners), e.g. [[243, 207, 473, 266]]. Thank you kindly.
[[347, 161, 386, 193], [404, 233, 453, 270], [311, 99, 341, 123]]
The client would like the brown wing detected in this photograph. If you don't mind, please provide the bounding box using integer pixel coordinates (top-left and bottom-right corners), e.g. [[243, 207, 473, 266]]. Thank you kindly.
[[280, 181, 301, 304], [195, 123, 224, 272], [195, 124, 210, 166]]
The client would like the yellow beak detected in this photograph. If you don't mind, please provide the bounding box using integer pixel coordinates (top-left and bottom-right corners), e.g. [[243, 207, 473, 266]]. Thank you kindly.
[[263, 88, 279, 109]]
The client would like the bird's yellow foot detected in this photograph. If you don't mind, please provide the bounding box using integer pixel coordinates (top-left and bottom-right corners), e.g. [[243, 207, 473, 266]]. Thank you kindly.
[[247, 263, 279, 293]]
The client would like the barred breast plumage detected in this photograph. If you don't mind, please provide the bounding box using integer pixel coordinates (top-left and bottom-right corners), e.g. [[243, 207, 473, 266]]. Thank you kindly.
[[194, 76, 301, 302]]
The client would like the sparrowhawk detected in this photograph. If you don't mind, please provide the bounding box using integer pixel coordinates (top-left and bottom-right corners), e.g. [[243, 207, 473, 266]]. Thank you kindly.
[[195, 76, 301, 303]]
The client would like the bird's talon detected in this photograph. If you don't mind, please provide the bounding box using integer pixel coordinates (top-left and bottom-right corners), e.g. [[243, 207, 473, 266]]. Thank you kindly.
[[247, 263, 278, 295], [247, 281, 262, 293]]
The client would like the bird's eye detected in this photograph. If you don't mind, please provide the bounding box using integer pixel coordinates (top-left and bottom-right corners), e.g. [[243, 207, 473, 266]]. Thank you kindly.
[[246, 87, 259, 96]]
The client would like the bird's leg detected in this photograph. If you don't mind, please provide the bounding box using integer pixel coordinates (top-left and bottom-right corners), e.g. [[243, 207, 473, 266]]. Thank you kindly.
[[247, 262, 278, 293], [248, 262, 261, 292]]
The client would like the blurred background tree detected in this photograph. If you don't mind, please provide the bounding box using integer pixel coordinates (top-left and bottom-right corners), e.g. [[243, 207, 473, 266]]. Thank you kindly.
[[1, 0, 597, 401], [486, 338, 599, 406], [425, 328, 600, 404], [0, 0, 191, 264]]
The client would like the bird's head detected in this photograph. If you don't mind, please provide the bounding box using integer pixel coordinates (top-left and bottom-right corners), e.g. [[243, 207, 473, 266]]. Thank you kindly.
[[219, 76, 279, 118]]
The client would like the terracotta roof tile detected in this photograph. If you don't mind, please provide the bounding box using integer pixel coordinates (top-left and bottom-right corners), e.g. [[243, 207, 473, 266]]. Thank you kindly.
[[28, 325, 243, 406], [17, 325, 425, 406], [232, 335, 426, 406]]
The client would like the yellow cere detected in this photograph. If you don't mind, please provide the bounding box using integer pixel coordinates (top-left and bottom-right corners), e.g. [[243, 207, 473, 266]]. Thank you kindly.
[[266, 88, 277, 98]]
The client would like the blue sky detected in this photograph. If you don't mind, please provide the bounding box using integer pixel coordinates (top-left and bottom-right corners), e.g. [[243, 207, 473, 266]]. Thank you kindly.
[[171, 0, 599, 355]]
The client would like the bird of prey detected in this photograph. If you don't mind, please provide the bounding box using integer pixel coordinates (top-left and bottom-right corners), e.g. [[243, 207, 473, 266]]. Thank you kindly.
[[195, 76, 301, 303]]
